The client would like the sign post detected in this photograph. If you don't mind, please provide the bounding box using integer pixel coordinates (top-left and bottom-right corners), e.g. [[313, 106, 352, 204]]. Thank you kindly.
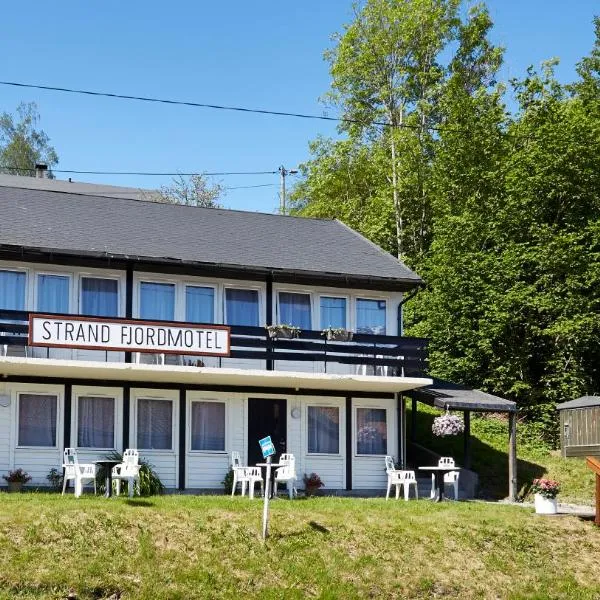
[[258, 436, 276, 540]]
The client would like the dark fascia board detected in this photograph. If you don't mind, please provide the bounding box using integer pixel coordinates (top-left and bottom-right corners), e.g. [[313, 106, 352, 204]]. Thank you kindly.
[[0, 244, 424, 292], [407, 387, 517, 413]]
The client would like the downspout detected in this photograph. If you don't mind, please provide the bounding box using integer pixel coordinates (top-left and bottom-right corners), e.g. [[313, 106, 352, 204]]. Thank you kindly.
[[396, 286, 423, 336]]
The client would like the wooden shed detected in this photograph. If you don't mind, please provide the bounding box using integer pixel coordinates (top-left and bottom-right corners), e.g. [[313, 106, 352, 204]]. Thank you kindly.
[[556, 396, 600, 458]]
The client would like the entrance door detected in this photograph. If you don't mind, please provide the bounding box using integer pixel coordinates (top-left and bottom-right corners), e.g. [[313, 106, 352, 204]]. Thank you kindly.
[[247, 398, 287, 466]]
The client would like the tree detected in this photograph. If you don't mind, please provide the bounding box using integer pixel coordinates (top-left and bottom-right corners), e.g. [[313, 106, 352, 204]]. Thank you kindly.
[[0, 102, 58, 176], [156, 174, 224, 208]]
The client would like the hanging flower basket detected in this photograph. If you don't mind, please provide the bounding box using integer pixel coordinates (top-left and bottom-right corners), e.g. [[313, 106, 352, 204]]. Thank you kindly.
[[432, 411, 464, 437], [266, 324, 301, 339]]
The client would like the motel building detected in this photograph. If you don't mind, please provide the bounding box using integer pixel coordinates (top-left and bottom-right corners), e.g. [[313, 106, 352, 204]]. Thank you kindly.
[[0, 174, 436, 493]]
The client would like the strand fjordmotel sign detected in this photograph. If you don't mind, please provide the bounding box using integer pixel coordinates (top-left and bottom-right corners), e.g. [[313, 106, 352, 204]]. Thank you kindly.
[[259, 436, 276, 540]]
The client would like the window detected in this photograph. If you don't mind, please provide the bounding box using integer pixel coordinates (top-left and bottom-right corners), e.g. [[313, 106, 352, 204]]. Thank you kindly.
[[18, 394, 57, 447], [77, 396, 115, 448], [320, 297, 346, 329], [0, 270, 26, 310], [81, 277, 119, 317], [225, 288, 259, 326], [356, 299, 387, 335], [308, 406, 339, 454], [191, 401, 225, 451], [137, 399, 172, 450], [186, 286, 214, 323], [278, 292, 311, 328], [37, 274, 69, 313], [140, 281, 175, 321], [356, 408, 387, 455]]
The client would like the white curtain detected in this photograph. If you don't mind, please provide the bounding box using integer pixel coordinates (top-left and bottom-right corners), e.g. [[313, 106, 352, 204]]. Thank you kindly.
[[140, 282, 175, 320], [356, 299, 386, 335], [225, 289, 259, 326], [81, 277, 119, 317], [279, 292, 311, 329], [137, 399, 172, 449], [191, 402, 225, 451], [77, 396, 115, 448], [356, 408, 387, 455], [186, 286, 214, 323], [308, 406, 339, 453], [18, 394, 57, 446], [320, 297, 346, 329]]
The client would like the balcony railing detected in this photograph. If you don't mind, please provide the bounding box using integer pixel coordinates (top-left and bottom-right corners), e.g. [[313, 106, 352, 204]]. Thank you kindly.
[[0, 309, 428, 377]]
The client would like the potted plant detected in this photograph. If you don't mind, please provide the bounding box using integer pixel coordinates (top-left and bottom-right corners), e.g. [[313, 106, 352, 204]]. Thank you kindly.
[[303, 472, 324, 497], [531, 478, 560, 514], [46, 467, 63, 492], [266, 324, 301, 339], [432, 411, 465, 437], [321, 327, 353, 342], [3, 468, 32, 492]]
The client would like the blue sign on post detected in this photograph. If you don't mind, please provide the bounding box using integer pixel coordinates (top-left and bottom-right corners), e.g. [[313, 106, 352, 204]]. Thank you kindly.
[[259, 436, 276, 459]]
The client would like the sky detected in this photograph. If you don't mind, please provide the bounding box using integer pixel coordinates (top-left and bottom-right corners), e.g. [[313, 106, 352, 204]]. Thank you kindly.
[[0, 1, 597, 214]]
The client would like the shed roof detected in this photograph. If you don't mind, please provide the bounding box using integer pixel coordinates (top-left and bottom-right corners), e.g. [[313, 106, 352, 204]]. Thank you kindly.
[[556, 396, 600, 410], [0, 180, 422, 290], [407, 377, 517, 413]]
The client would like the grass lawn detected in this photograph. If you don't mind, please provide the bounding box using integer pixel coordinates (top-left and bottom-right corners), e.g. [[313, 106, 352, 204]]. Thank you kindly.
[[1, 493, 599, 599], [408, 403, 596, 504]]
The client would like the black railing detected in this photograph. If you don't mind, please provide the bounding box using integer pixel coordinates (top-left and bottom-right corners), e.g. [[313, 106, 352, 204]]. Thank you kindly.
[[0, 309, 428, 377]]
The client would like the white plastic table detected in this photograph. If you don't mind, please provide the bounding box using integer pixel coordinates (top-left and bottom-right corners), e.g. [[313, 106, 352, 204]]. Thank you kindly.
[[418, 466, 460, 502], [256, 462, 283, 498]]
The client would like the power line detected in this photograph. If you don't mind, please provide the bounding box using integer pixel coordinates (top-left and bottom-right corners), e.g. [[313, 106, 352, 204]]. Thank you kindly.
[[0, 165, 278, 176], [0, 80, 434, 131]]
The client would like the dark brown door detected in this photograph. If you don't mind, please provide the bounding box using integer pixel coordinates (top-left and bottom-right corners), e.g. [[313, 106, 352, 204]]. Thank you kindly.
[[247, 398, 287, 466]]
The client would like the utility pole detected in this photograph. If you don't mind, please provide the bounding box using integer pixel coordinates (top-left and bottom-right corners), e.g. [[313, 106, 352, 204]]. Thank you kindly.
[[278, 165, 297, 215]]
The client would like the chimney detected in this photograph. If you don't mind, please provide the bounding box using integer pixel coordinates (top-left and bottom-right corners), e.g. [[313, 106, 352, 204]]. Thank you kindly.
[[35, 163, 48, 178]]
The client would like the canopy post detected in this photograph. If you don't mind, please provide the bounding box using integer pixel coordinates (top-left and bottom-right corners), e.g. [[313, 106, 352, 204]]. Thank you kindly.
[[508, 411, 518, 501], [410, 397, 417, 442]]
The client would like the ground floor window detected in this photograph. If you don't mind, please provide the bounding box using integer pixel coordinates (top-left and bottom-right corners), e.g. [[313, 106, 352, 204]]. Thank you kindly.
[[191, 401, 225, 451], [308, 406, 339, 454], [356, 407, 387, 455], [18, 393, 57, 447], [137, 399, 173, 450], [77, 396, 115, 448]]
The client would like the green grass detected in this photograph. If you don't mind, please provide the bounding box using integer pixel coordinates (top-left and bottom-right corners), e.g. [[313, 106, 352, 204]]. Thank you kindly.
[[409, 403, 596, 504], [0, 494, 599, 599]]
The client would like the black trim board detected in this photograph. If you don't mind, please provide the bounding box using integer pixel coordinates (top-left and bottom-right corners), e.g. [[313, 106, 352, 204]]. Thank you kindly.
[[63, 383, 72, 449], [1, 375, 396, 399], [345, 396, 352, 490], [179, 388, 186, 490]]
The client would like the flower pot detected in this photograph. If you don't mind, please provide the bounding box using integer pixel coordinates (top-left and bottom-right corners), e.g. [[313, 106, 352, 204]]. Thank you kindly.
[[267, 327, 299, 339], [304, 486, 320, 497], [534, 493, 557, 514], [7, 481, 23, 493], [326, 331, 353, 342]]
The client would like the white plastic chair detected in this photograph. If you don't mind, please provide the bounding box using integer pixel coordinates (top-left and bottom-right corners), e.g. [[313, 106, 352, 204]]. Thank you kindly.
[[230, 451, 243, 497], [112, 449, 141, 497], [385, 455, 402, 500], [62, 448, 96, 498], [443, 470, 460, 500], [430, 457, 457, 499], [398, 470, 419, 501], [274, 453, 297, 499], [238, 466, 264, 499]]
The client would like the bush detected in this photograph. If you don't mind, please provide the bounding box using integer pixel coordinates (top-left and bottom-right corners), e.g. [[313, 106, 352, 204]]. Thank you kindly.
[[3, 468, 32, 484], [222, 468, 234, 495], [46, 468, 63, 491]]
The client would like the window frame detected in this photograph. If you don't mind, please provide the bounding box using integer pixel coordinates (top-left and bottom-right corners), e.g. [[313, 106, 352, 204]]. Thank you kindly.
[[318, 294, 349, 331], [276, 290, 313, 329], [188, 398, 227, 454], [223, 285, 263, 327], [138, 279, 177, 321], [135, 396, 176, 452], [79, 274, 122, 317], [354, 405, 389, 457], [355, 297, 388, 335], [184, 283, 217, 324], [74, 394, 117, 450], [306, 404, 341, 456], [16, 392, 59, 449], [0, 267, 28, 311], [35, 271, 72, 314]]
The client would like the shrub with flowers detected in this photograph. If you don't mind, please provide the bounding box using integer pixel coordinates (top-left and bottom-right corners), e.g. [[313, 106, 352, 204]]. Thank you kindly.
[[531, 478, 560, 499], [432, 412, 464, 437]]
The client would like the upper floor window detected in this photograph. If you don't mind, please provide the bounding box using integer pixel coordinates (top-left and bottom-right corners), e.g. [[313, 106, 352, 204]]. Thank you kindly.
[[0, 270, 26, 310], [278, 292, 311, 329], [37, 274, 69, 313], [356, 299, 386, 335], [320, 296, 346, 330], [140, 281, 175, 321], [225, 288, 259, 326], [186, 286, 214, 323], [81, 277, 118, 317]]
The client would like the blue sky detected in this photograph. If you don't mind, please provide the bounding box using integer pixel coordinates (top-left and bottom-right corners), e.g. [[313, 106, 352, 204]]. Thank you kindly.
[[0, 1, 597, 213]]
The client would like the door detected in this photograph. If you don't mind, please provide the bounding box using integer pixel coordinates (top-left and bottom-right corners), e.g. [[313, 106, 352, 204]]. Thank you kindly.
[[247, 398, 287, 466]]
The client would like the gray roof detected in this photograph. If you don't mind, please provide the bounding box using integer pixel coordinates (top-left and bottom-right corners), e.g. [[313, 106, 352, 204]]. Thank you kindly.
[[0, 179, 422, 289], [556, 396, 600, 410], [408, 378, 517, 413]]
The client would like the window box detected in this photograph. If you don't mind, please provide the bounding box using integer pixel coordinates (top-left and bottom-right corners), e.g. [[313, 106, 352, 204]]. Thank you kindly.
[[266, 324, 301, 339], [322, 327, 353, 342]]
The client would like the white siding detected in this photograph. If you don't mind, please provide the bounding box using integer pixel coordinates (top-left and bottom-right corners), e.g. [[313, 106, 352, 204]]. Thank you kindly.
[[0, 390, 12, 478], [186, 393, 245, 489], [131, 388, 179, 489], [352, 398, 397, 490]]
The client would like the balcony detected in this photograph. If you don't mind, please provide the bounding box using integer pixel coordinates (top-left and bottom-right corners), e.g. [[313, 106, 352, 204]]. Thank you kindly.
[[0, 309, 428, 378]]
